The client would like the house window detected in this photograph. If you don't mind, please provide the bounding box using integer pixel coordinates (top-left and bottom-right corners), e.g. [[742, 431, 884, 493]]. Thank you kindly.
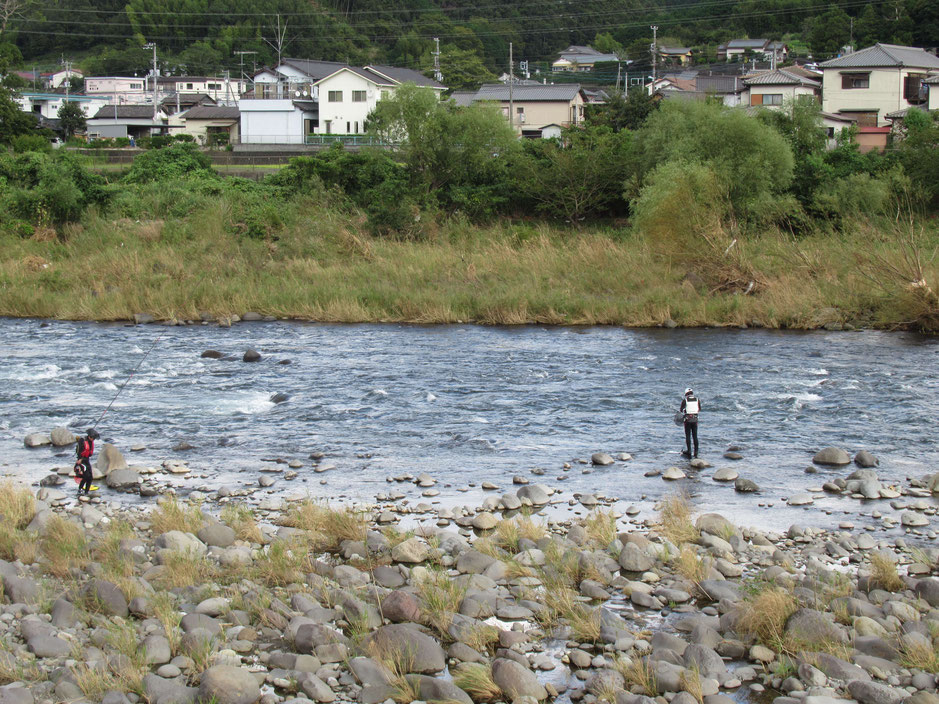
[[186, 83, 193, 90], [346, 121, 350, 133], [763, 94, 783, 105], [354, 121, 359, 133], [841, 73, 870, 89], [381, 90, 390, 100], [352, 90, 367, 102], [130, 83, 142, 90], [208, 83, 221, 90], [904, 73, 926, 104], [328, 90, 343, 102]]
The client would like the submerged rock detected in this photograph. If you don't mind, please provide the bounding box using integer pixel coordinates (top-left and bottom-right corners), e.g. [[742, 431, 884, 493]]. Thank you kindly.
[[813, 447, 851, 466]]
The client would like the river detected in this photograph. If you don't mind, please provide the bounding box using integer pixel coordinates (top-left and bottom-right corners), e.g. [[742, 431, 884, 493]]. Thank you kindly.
[[2, 319, 937, 535]]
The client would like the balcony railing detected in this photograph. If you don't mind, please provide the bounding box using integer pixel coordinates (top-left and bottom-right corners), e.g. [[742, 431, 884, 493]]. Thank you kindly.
[[304, 134, 392, 147]]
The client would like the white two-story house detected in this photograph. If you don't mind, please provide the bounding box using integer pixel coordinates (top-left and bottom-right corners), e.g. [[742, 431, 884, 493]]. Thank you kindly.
[[819, 43, 939, 126]]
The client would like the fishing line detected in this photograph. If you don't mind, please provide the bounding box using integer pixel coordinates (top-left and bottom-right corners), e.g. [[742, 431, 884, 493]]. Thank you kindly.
[[91, 330, 164, 430]]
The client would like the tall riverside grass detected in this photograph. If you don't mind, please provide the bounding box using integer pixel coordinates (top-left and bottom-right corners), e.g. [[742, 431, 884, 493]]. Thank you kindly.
[[1, 195, 937, 330]]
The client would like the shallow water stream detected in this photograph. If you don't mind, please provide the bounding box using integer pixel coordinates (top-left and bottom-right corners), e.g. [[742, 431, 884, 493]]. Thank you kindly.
[[2, 319, 938, 534]]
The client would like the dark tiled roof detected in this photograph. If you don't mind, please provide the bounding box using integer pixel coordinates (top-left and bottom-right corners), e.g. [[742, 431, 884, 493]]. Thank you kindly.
[[474, 83, 583, 101], [744, 69, 820, 87], [820, 44, 939, 69], [280, 58, 350, 80], [183, 105, 240, 120], [727, 39, 769, 50], [91, 105, 160, 119], [161, 93, 217, 106], [366, 65, 445, 89]]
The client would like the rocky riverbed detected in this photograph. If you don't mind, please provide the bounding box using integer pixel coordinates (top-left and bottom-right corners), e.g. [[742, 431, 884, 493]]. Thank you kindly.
[[0, 433, 937, 704]]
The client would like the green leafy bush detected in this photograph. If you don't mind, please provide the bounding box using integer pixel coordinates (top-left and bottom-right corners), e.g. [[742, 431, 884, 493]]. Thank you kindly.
[[11, 134, 52, 153], [124, 143, 214, 184]]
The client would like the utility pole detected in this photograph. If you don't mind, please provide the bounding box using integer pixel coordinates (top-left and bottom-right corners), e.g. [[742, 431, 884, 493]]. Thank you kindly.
[[61, 58, 72, 101], [432, 37, 443, 83], [508, 42, 514, 134], [235, 50, 257, 96], [143, 42, 158, 120], [650, 26, 658, 88]]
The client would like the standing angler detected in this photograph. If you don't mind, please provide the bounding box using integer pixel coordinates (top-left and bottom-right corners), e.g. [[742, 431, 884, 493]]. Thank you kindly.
[[74, 428, 100, 496], [680, 388, 700, 459]]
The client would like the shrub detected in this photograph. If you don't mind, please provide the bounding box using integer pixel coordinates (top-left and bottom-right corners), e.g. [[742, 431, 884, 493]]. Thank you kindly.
[[11, 134, 52, 153], [124, 143, 214, 183]]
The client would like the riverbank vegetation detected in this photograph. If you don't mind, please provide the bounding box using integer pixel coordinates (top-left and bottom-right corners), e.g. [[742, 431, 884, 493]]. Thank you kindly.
[[1, 88, 938, 331]]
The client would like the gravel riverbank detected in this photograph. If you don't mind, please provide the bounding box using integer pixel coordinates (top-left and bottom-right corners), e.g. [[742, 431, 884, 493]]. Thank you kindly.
[[0, 435, 937, 704]]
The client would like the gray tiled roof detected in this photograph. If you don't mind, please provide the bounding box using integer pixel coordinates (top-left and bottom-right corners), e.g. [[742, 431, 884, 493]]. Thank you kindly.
[[91, 105, 160, 119], [695, 75, 743, 93], [183, 106, 240, 120], [474, 83, 583, 101], [281, 58, 350, 80], [744, 68, 820, 87], [820, 44, 939, 69], [366, 65, 445, 89], [557, 52, 620, 63], [727, 39, 769, 50]]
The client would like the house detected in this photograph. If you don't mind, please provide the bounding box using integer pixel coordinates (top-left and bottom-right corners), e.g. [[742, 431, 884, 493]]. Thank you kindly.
[[820, 111, 857, 147], [12, 68, 84, 90], [86, 105, 167, 140], [470, 83, 587, 136], [169, 105, 240, 145], [819, 43, 939, 126], [695, 74, 746, 106], [241, 58, 444, 143], [658, 47, 693, 66], [743, 68, 821, 108], [15, 92, 106, 120], [314, 65, 444, 135], [47, 67, 83, 89], [85, 75, 245, 106], [552, 46, 620, 72], [718, 39, 787, 64], [157, 76, 245, 104]]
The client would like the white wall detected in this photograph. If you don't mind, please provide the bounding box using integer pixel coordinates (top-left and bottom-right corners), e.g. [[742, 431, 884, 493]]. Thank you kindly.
[[822, 67, 938, 126], [748, 84, 817, 109], [316, 70, 386, 134], [239, 100, 310, 144], [17, 94, 107, 119]]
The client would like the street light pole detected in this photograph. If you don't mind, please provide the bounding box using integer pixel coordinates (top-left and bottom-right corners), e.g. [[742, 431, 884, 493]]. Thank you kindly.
[[143, 42, 158, 121]]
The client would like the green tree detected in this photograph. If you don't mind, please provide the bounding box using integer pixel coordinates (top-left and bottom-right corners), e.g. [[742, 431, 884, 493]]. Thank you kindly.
[[57, 101, 86, 139], [584, 89, 658, 131], [439, 46, 496, 90], [854, 4, 882, 48], [895, 108, 939, 208], [367, 83, 519, 219], [176, 40, 224, 75], [809, 6, 852, 55], [630, 100, 796, 223], [592, 32, 623, 55], [516, 125, 633, 222]]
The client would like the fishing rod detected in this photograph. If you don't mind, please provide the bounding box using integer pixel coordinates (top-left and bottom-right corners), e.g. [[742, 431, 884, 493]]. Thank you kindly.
[[91, 330, 164, 431]]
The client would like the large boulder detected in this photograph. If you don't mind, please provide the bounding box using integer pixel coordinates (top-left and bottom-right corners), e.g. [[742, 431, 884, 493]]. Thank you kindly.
[[50, 428, 76, 447], [618, 543, 654, 573], [405, 675, 473, 704], [913, 578, 939, 607], [155, 531, 207, 557], [362, 625, 445, 674], [516, 484, 550, 506], [785, 609, 847, 646], [105, 469, 140, 489], [491, 658, 547, 701], [199, 666, 260, 704], [846, 682, 908, 704], [592, 453, 615, 466], [380, 591, 422, 623], [82, 580, 128, 618], [391, 537, 429, 564], [197, 523, 236, 548], [695, 514, 737, 537], [854, 451, 879, 468], [813, 447, 851, 466], [734, 478, 759, 493], [95, 444, 128, 476], [23, 434, 51, 448]]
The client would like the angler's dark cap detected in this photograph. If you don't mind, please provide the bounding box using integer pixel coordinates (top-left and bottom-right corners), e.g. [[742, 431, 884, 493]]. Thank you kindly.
[[86, 429, 100, 439]]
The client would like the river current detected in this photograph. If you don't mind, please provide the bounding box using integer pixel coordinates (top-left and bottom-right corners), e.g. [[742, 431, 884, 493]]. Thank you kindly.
[[2, 319, 937, 534]]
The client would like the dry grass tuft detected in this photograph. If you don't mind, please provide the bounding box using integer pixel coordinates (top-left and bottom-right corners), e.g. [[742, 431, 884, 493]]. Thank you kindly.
[[583, 510, 618, 548], [460, 622, 501, 655], [453, 663, 502, 702], [221, 503, 265, 543], [40, 515, 89, 577], [149, 496, 206, 535], [868, 553, 904, 592], [150, 591, 182, 656], [154, 551, 218, 589], [899, 638, 939, 673], [279, 500, 367, 553], [0, 483, 36, 529], [658, 493, 699, 546], [415, 568, 467, 637], [737, 585, 798, 652], [680, 665, 704, 703], [623, 657, 658, 695], [675, 545, 709, 584], [252, 540, 305, 587]]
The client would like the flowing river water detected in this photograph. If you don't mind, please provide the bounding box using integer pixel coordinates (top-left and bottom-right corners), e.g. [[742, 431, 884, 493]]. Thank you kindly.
[[2, 318, 938, 536]]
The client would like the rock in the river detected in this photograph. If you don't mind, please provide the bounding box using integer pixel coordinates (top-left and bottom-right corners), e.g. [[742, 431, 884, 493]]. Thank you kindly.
[[243, 349, 261, 363], [491, 658, 547, 701], [663, 467, 686, 480], [105, 468, 140, 489], [813, 447, 851, 466], [901, 511, 929, 527], [95, 443, 128, 475], [516, 484, 550, 506], [592, 453, 615, 466], [787, 493, 814, 506], [201, 350, 224, 359], [847, 681, 908, 704], [712, 468, 738, 482], [619, 543, 654, 572], [854, 451, 879, 468], [23, 433, 51, 448], [49, 427, 76, 446], [735, 478, 759, 493], [199, 666, 261, 704]]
